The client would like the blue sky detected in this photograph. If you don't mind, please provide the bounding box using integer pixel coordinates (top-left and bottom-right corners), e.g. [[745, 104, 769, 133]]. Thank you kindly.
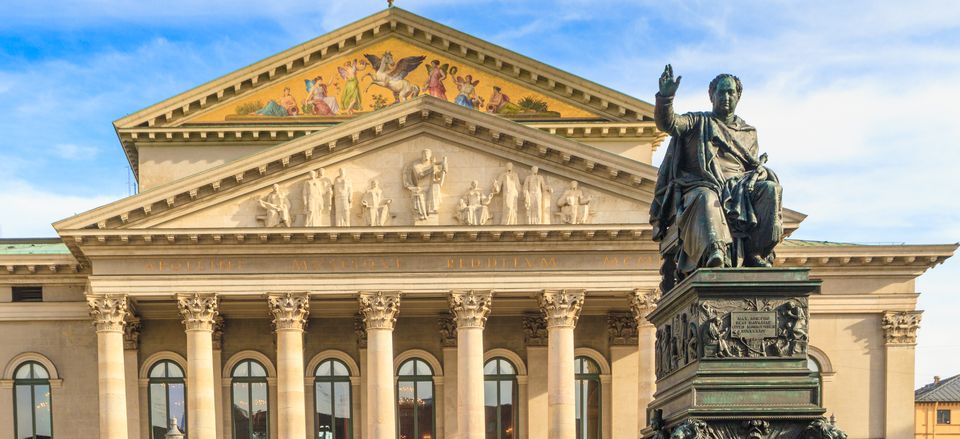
[[0, 0, 957, 386]]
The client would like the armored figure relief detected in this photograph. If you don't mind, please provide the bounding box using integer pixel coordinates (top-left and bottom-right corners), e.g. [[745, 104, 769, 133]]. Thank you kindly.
[[491, 162, 521, 225], [557, 180, 592, 224], [523, 166, 553, 225], [650, 64, 783, 277], [302, 168, 333, 227], [258, 184, 291, 227], [333, 168, 353, 227], [456, 180, 492, 225], [403, 148, 448, 221], [361, 179, 392, 226], [700, 303, 731, 358], [780, 301, 808, 355]]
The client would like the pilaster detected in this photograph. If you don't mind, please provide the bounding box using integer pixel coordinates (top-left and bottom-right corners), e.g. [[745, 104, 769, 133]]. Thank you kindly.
[[882, 310, 922, 439]]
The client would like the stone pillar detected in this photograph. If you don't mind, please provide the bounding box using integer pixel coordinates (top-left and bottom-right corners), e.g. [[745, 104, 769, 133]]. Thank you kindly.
[[177, 293, 219, 439], [355, 314, 369, 439], [539, 289, 585, 439], [522, 314, 549, 439], [439, 315, 459, 439], [358, 291, 401, 439], [88, 294, 131, 439], [449, 290, 493, 439], [212, 317, 225, 439], [608, 312, 640, 439], [269, 293, 311, 439], [123, 314, 143, 439], [882, 310, 922, 439], [630, 289, 659, 434]]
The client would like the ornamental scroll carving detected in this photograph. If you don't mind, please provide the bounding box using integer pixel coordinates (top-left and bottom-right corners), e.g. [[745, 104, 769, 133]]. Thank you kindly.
[[649, 415, 846, 439], [358, 291, 401, 330], [539, 289, 585, 328], [268, 293, 310, 331], [177, 293, 219, 331], [630, 288, 660, 324], [607, 312, 638, 345], [881, 310, 922, 344], [449, 290, 493, 329], [87, 294, 129, 332], [522, 313, 548, 346], [438, 314, 457, 347]]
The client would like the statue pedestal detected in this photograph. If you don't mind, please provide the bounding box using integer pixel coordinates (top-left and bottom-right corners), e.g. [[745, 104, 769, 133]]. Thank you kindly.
[[414, 215, 441, 226], [644, 268, 845, 439]]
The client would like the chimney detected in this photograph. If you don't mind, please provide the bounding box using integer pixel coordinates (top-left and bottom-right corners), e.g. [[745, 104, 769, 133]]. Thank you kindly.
[[935, 376, 941, 385]]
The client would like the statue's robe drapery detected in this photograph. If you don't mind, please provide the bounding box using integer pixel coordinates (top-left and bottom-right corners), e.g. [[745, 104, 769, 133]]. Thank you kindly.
[[650, 94, 782, 275]]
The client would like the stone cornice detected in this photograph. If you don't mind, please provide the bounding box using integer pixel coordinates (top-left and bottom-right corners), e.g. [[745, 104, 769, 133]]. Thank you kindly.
[[0, 254, 84, 276]]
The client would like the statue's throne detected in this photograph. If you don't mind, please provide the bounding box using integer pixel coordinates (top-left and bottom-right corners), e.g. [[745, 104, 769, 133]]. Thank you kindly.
[[657, 225, 680, 293]]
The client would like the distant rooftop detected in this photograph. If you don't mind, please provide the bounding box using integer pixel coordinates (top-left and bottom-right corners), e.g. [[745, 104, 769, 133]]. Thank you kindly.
[[917, 374, 960, 402], [0, 238, 70, 255]]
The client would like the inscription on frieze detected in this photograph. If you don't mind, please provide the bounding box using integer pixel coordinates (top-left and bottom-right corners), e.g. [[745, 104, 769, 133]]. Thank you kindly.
[[730, 312, 777, 338]]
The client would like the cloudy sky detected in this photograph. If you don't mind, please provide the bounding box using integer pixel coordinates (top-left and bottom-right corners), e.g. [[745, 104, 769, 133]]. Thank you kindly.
[[0, 0, 957, 385]]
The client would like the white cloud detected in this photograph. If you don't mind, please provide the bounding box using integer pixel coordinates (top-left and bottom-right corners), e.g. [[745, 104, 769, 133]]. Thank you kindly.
[[0, 179, 120, 238], [53, 143, 99, 160]]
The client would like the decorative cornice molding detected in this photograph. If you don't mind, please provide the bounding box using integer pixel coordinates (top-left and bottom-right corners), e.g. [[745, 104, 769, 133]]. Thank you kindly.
[[358, 291, 401, 330], [881, 310, 922, 345], [176, 293, 219, 331], [87, 294, 129, 332], [629, 288, 660, 324], [449, 290, 493, 329], [538, 289, 585, 329], [268, 292, 311, 332], [607, 312, 638, 345], [438, 314, 457, 347]]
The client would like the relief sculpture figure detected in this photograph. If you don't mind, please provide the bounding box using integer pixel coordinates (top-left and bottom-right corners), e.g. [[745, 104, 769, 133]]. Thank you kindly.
[[333, 168, 353, 227], [523, 166, 553, 225], [557, 180, 592, 224], [302, 168, 332, 227], [456, 180, 492, 225], [258, 184, 291, 227], [403, 148, 448, 221], [491, 162, 521, 225], [361, 179, 393, 226], [650, 64, 783, 278]]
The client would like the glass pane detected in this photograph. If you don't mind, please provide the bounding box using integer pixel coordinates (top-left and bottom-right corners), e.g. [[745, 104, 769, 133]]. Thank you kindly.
[[234, 361, 250, 378], [169, 383, 186, 436], [485, 380, 498, 439], [317, 382, 333, 438], [484, 360, 499, 375], [34, 384, 52, 437], [332, 360, 349, 377], [398, 380, 415, 439], [484, 380, 498, 407], [499, 360, 515, 376], [252, 382, 269, 438], [16, 385, 33, 439], [585, 379, 600, 439], [583, 358, 599, 375], [250, 361, 267, 377], [415, 360, 432, 377], [575, 380, 584, 436], [149, 362, 165, 378], [398, 360, 415, 376], [807, 358, 820, 372], [334, 381, 351, 439], [15, 364, 32, 380], [233, 383, 250, 438], [150, 383, 168, 439], [500, 381, 515, 439], [316, 360, 332, 377], [168, 363, 184, 378], [33, 364, 49, 379], [417, 382, 434, 439]]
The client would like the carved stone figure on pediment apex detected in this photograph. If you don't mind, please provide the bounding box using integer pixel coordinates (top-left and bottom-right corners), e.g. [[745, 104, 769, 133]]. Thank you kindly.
[[333, 168, 353, 227], [258, 183, 291, 227], [522, 166, 553, 225], [456, 180, 492, 226], [361, 179, 393, 226], [402, 148, 448, 222], [557, 180, 593, 224], [491, 162, 521, 225], [302, 168, 333, 227]]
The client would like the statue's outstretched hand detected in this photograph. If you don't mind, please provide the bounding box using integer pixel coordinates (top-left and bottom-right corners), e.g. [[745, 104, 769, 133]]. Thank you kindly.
[[659, 64, 682, 97]]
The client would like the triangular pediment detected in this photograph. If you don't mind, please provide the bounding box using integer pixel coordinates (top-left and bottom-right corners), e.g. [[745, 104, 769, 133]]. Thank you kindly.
[[113, 8, 652, 131]]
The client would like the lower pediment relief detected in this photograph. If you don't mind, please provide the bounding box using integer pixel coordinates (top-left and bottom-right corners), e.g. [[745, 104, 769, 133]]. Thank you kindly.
[[150, 135, 649, 229]]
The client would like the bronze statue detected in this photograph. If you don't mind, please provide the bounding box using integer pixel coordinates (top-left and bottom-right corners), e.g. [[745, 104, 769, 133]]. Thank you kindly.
[[650, 64, 783, 279]]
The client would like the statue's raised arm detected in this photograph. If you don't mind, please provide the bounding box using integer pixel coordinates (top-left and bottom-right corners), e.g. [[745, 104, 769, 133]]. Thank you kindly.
[[658, 64, 682, 97]]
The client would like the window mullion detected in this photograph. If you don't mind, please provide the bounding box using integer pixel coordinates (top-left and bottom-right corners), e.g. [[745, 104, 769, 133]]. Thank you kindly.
[[31, 382, 38, 437]]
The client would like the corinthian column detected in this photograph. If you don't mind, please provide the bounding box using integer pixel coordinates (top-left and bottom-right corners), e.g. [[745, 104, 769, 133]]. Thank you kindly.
[[268, 293, 310, 439], [450, 290, 493, 439], [630, 289, 659, 435], [88, 294, 130, 439], [177, 294, 219, 439], [539, 289, 585, 439], [358, 291, 401, 439]]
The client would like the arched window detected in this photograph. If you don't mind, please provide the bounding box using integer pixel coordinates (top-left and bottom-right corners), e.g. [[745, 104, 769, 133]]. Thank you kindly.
[[574, 356, 601, 439], [397, 358, 434, 439], [315, 359, 352, 439], [231, 359, 269, 439], [13, 361, 53, 439], [808, 357, 822, 406], [484, 358, 518, 439], [148, 360, 186, 439]]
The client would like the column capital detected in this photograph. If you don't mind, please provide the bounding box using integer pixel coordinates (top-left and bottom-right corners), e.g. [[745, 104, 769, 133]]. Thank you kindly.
[[177, 293, 219, 331], [522, 313, 549, 346], [449, 290, 493, 329], [438, 314, 457, 347], [358, 291, 401, 330], [607, 312, 639, 345], [881, 310, 922, 345], [539, 289, 585, 329], [124, 313, 142, 350], [354, 313, 368, 348], [268, 292, 311, 332], [87, 294, 129, 332], [212, 316, 225, 350], [629, 288, 660, 324]]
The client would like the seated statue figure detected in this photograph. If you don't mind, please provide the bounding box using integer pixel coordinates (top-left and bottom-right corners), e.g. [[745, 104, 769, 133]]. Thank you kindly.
[[650, 64, 783, 279]]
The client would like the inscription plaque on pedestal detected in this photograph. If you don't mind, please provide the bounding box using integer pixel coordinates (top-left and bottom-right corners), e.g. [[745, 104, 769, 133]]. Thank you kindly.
[[730, 312, 777, 338]]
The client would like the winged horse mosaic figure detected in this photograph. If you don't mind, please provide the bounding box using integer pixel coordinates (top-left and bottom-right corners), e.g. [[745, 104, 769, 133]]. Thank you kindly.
[[363, 51, 426, 103]]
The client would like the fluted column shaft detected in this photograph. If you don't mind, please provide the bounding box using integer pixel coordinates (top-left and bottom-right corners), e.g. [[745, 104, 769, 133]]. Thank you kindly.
[[88, 294, 130, 439], [359, 291, 401, 439], [178, 294, 219, 439], [540, 289, 585, 439], [631, 289, 659, 434], [450, 290, 493, 439], [269, 293, 310, 439]]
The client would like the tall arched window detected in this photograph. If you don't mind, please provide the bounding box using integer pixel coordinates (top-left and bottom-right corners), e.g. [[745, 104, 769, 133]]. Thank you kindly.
[[574, 357, 601, 439], [13, 361, 53, 439], [484, 358, 518, 439], [231, 359, 269, 439], [148, 360, 186, 439], [315, 359, 352, 439], [808, 357, 822, 406], [397, 358, 434, 439]]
